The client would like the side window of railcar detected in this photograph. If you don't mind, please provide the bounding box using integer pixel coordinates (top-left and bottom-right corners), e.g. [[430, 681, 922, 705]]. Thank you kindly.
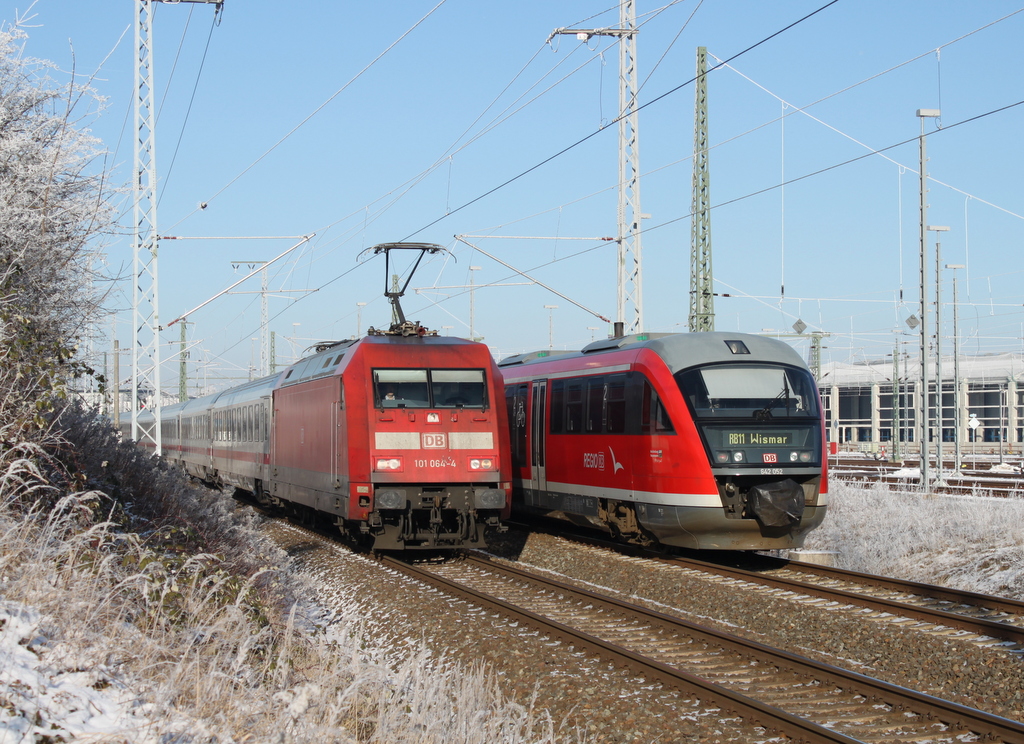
[[585, 377, 604, 433], [605, 374, 627, 434], [549, 380, 564, 434], [641, 381, 675, 434], [565, 380, 584, 432], [505, 384, 529, 468]]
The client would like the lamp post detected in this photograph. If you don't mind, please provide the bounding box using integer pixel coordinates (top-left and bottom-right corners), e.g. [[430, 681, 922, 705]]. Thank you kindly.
[[917, 107, 940, 488], [290, 323, 300, 361], [356, 302, 367, 337], [890, 346, 900, 462], [946, 263, 964, 472], [545, 305, 558, 349], [469, 266, 482, 342], [929, 225, 949, 481]]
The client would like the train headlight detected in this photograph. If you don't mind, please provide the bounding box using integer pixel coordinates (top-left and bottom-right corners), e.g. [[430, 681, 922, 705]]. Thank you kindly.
[[715, 451, 730, 463], [799, 451, 812, 463], [469, 457, 496, 470], [790, 451, 799, 462], [732, 451, 745, 463], [375, 457, 403, 472]]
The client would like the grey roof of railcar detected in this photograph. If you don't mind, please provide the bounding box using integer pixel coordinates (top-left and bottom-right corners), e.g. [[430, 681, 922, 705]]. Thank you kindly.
[[645, 332, 807, 374], [498, 332, 809, 374]]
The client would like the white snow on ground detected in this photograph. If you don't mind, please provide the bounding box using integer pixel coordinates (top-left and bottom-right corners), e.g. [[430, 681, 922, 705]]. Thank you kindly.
[[0, 601, 187, 743], [2, 481, 1022, 741]]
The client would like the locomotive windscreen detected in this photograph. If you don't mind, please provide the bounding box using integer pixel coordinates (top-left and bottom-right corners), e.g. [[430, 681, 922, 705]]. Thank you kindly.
[[374, 368, 487, 409]]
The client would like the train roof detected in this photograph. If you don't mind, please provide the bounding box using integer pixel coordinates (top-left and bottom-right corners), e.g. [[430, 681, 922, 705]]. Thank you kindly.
[[498, 332, 809, 375], [278, 339, 357, 388]]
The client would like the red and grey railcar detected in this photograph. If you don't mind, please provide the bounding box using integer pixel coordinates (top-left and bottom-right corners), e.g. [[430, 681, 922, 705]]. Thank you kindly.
[[499, 331, 828, 551], [125, 332, 511, 550]]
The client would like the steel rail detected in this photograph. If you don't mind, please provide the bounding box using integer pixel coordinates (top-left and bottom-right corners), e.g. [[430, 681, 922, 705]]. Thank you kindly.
[[381, 555, 861, 744], [385, 554, 1024, 744], [670, 553, 1024, 647], [509, 519, 1024, 646]]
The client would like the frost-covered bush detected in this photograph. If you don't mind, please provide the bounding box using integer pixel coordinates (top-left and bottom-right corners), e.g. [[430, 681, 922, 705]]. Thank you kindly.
[[0, 23, 117, 444]]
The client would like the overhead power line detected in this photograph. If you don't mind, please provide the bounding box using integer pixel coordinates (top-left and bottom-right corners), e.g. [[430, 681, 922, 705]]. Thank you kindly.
[[402, 0, 842, 240]]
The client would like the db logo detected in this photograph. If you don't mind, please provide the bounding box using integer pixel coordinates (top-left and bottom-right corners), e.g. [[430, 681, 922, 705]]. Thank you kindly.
[[422, 433, 447, 449], [762, 453, 778, 463]]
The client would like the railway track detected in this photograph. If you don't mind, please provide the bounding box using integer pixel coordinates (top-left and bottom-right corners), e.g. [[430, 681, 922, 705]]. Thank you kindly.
[[384, 552, 1024, 744], [512, 518, 1024, 650]]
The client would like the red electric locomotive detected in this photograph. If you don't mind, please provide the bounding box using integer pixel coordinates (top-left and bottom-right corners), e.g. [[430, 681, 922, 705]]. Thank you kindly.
[[125, 243, 511, 550], [498, 331, 828, 551]]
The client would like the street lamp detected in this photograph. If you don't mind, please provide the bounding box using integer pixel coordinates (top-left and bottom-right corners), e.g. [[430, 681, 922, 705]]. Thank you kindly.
[[544, 305, 558, 349], [917, 107, 940, 488], [356, 302, 367, 337], [587, 326, 600, 341], [946, 263, 965, 471], [469, 266, 482, 341], [928, 224, 949, 481]]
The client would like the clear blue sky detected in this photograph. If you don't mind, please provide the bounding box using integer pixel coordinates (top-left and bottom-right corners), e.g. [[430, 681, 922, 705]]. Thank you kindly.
[[8, 0, 1024, 389]]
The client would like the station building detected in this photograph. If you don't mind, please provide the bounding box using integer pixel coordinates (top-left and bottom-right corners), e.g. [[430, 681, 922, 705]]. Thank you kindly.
[[820, 352, 1024, 456]]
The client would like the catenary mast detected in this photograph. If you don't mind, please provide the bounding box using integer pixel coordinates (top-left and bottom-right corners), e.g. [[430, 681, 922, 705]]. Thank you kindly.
[[132, 0, 223, 454], [550, 0, 643, 334], [689, 46, 714, 332]]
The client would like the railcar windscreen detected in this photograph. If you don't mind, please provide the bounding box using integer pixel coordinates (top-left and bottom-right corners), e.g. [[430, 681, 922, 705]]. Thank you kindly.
[[374, 368, 487, 409], [676, 364, 819, 419]]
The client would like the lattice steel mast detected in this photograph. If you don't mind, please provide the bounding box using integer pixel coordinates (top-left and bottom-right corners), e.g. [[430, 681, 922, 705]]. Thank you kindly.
[[550, 0, 644, 333], [689, 46, 714, 332], [132, 0, 223, 454]]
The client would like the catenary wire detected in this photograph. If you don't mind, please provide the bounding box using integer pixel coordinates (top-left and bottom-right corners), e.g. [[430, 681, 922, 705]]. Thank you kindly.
[[399, 0, 842, 241], [159, 11, 218, 203], [161, 0, 448, 234]]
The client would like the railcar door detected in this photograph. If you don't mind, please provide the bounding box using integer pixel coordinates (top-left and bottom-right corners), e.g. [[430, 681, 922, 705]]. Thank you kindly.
[[530, 380, 547, 496]]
